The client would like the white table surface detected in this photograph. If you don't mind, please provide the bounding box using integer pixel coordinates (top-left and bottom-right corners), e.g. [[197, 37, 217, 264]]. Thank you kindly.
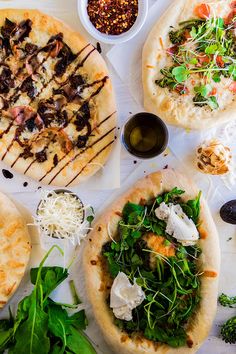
[[0, 1, 235, 354]]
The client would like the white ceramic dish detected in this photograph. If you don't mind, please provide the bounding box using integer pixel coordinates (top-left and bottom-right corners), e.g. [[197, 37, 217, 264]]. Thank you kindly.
[[77, 0, 148, 45]]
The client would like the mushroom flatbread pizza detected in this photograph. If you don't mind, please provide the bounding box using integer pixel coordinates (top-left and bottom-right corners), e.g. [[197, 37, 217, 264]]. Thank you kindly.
[[84, 169, 220, 354], [0, 9, 116, 187], [143, 0, 236, 130], [0, 192, 31, 308]]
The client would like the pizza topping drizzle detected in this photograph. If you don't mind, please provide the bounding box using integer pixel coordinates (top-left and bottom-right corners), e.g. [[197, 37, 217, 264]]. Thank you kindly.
[[0, 16, 113, 183], [39, 112, 116, 183], [156, 2, 236, 110], [102, 188, 202, 348]]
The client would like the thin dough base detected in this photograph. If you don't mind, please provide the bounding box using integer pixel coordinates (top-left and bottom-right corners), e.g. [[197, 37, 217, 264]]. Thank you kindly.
[[83, 169, 220, 354]]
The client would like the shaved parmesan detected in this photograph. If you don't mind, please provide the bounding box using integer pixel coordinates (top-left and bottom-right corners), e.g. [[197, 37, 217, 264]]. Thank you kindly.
[[34, 190, 91, 245]]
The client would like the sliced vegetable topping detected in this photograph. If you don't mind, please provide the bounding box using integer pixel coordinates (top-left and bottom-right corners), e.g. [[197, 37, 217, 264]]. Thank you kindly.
[[194, 4, 211, 19]]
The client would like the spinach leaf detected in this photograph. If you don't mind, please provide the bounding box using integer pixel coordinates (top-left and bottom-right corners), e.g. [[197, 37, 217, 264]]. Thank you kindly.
[[12, 305, 50, 354], [122, 202, 144, 223], [163, 187, 185, 203], [30, 266, 68, 301], [67, 310, 87, 331], [186, 192, 201, 224], [0, 246, 96, 354], [48, 304, 71, 352], [0, 328, 14, 352], [66, 326, 96, 354]]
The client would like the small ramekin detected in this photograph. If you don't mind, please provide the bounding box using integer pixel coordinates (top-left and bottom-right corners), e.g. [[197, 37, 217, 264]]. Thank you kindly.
[[77, 0, 148, 45]]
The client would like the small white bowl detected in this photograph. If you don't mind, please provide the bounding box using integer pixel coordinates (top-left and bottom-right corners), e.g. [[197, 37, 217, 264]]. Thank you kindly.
[[77, 0, 148, 45]]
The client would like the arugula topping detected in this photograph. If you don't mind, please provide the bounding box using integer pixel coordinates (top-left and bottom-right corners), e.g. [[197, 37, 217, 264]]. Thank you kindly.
[[102, 188, 202, 348], [0, 246, 96, 354], [156, 14, 236, 109]]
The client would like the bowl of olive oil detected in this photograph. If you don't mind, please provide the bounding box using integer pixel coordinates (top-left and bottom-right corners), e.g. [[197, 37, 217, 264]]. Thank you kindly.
[[122, 113, 169, 159]]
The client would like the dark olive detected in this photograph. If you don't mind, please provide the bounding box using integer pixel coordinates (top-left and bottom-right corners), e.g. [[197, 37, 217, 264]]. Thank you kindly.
[[220, 200, 236, 225]]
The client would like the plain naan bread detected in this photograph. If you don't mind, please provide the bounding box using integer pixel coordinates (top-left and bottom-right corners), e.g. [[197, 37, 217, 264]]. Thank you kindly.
[[0, 192, 31, 308]]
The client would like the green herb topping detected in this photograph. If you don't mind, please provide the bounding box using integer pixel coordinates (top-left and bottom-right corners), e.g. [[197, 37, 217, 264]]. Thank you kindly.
[[156, 9, 236, 109], [102, 188, 202, 348], [0, 246, 96, 354]]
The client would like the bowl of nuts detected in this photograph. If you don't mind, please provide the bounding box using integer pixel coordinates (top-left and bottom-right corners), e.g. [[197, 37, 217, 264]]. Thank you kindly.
[[77, 0, 148, 44]]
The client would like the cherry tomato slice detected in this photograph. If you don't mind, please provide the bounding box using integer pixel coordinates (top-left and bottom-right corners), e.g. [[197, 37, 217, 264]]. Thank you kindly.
[[194, 4, 211, 19], [229, 81, 236, 92]]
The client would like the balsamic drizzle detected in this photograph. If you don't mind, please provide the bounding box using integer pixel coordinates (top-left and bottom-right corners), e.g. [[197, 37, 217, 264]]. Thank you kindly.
[[65, 139, 114, 187], [0, 17, 114, 185], [48, 126, 116, 185], [1, 43, 94, 161], [39, 112, 116, 183], [2, 169, 13, 179]]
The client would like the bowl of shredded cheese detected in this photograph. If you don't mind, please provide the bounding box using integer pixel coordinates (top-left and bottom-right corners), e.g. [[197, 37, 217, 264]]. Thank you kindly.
[[35, 189, 90, 245]]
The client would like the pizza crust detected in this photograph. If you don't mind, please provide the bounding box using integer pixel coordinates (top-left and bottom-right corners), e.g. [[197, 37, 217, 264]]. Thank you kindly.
[[0, 192, 31, 308], [83, 169, 220, 354], [0, 9, 116, 186], [142, 0, 236, 130]]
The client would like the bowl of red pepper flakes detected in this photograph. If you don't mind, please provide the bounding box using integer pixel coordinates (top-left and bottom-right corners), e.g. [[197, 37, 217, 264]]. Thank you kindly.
[[77, 0, 148, 44]]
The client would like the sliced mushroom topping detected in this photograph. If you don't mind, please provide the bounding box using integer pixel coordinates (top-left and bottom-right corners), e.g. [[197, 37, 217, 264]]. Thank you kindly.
[[35, 149, 47, 163], [76, 135, 88, 148], [11, 19, 32, 43], [1, 18, 16, 38], [24, 42, 38, 55], [21, 76, 37, 98], [54, 41, 77, 77], [0, 67, 14, 94]]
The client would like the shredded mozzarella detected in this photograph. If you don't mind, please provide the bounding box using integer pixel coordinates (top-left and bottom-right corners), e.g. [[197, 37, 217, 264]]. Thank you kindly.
[[34, 190, 91, 245]]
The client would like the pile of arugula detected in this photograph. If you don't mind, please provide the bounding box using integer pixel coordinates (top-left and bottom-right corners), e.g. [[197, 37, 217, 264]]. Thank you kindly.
[[102, 188, 202, 348], [156, 15, 236, 109], [0, 246, 96, 354]]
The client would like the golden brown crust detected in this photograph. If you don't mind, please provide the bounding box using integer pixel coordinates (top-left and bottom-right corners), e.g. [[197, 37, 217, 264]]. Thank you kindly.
[[0, 9, 116, 186], [83, 169, 220, 354], [0, 191, 31, 308], [142, 0, 236, 130]]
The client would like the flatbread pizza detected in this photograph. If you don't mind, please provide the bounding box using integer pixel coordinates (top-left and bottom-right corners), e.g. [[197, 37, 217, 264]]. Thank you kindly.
[[143, 0, 236, 130], [84, 169, 220, 354], [0, 192, 31, 308], [0, 9, 116, 186]]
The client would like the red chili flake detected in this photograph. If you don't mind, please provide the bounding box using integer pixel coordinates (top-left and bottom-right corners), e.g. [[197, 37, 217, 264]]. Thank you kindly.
[[87, 0, 139, 35]]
